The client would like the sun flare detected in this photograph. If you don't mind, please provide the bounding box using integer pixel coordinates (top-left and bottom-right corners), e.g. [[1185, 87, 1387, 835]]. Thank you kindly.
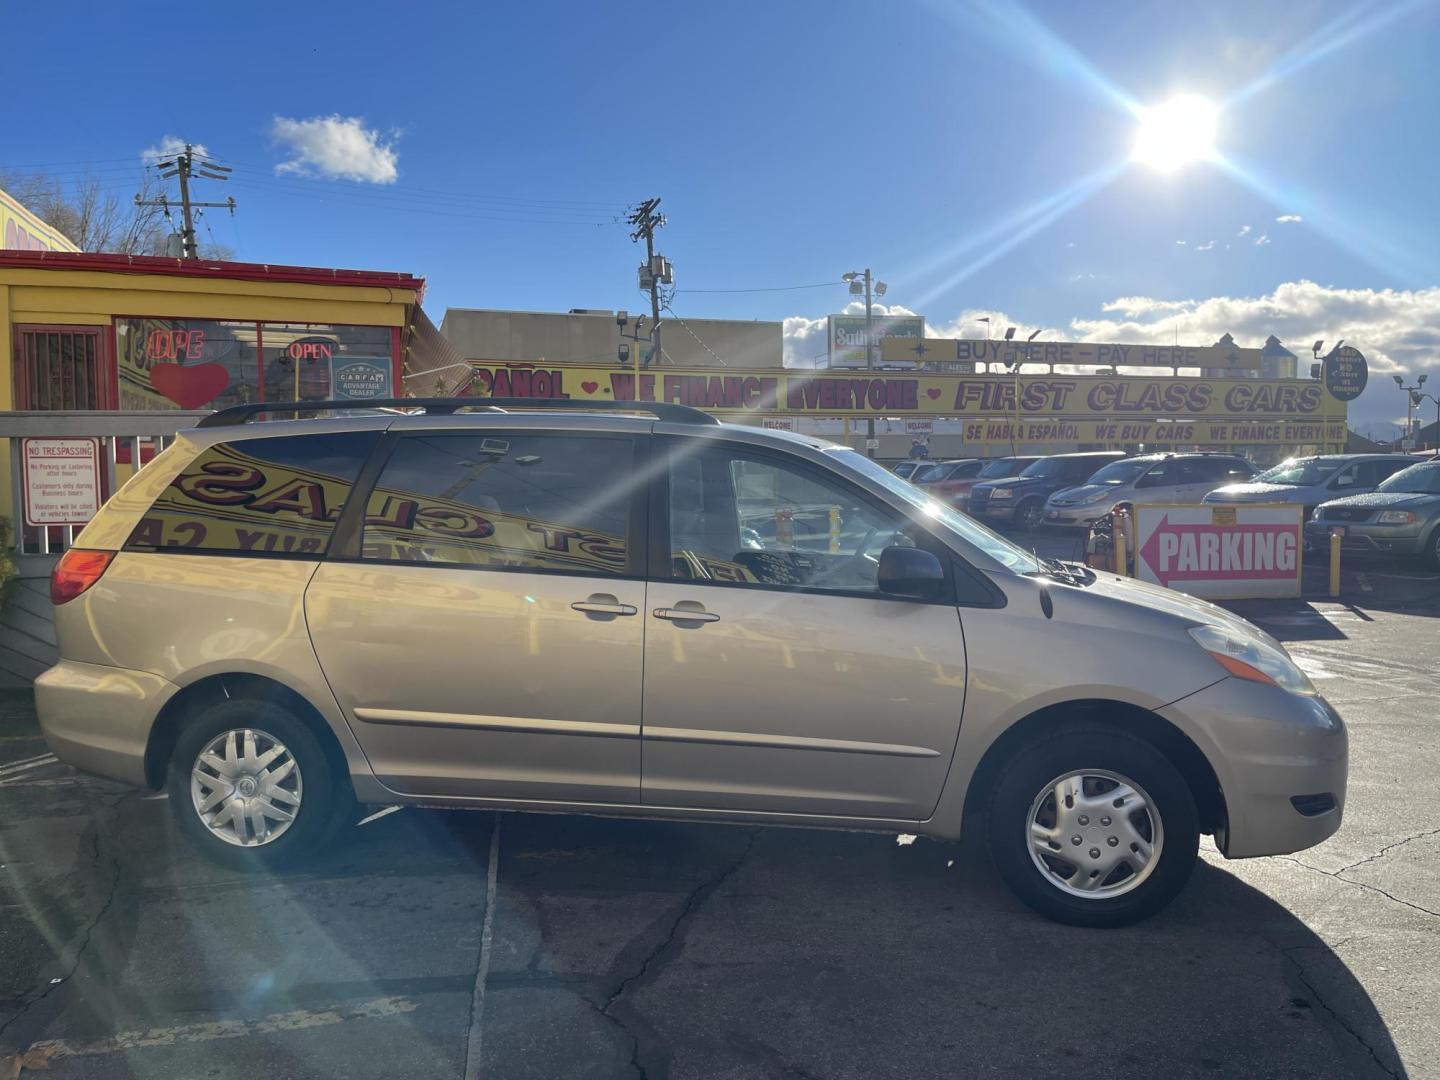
[[1132, 95, 1220, 171]]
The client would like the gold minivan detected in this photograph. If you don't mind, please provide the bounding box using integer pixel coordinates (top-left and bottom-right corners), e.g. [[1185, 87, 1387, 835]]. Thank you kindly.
[[36, 400, 1347, 927]]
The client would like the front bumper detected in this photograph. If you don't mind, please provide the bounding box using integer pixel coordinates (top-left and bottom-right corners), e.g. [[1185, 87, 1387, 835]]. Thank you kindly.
[[1160, 677, 1347, 859], [34, 660, 178, 787], [1044, 505, 1106, 526], [1303, 520, 1426, 556], [973, 501, 1015, 522]]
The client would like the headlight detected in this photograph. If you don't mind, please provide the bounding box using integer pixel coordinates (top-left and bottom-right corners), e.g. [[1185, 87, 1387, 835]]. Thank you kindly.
[[1077, 488, 1113, 504], [1188, 624, 1316, 696], [990, 488, 1014, 500], [1376, 511, 1417, 524]]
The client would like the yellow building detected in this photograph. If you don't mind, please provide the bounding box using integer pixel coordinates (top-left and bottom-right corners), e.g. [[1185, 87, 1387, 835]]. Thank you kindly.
[[1, 186, 81, 254], [0, 250, 459, 524]]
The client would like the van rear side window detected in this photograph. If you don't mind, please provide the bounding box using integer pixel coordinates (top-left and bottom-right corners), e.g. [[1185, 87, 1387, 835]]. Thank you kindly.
[[125, 432, 379, 557]]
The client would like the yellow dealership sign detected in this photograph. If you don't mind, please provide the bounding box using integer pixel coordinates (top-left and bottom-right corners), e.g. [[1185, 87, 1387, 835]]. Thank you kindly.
[[466, 363, 1346, 447], [879, 336, 1268, 369]]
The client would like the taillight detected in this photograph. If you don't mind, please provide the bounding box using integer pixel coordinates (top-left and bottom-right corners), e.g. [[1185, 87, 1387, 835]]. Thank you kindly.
[[51, 549, 115, 605]]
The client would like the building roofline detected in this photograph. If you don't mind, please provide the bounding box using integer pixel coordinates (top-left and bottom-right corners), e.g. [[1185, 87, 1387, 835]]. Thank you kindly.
[[0, 250, 424, 295]]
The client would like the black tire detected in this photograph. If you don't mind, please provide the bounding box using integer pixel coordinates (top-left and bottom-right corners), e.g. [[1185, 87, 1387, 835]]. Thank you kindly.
[[985, 726, 1199, 928], [1428, 526, 1440, 570], [1016, 498, 1046, 532], [166, 697, 356, 871]]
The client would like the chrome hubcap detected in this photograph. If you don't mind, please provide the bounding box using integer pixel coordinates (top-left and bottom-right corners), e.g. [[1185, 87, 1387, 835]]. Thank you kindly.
[[1026, 769, 1163, 899], [190, 728, 303, 848]]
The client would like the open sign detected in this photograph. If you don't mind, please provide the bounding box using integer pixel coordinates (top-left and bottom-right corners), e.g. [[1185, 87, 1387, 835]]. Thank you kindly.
[[286, 338, 334, 363]]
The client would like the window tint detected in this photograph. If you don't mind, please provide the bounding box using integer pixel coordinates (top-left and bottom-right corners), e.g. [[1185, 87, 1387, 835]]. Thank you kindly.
[[360, 433, 633, 575], [127, 432, 379, 556], [668, 444, 921, 595], [1377, 459, 1418, 481]]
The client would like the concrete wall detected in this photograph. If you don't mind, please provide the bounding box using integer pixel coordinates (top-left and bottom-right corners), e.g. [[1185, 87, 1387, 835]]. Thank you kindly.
[[441, 308, 783, 369]]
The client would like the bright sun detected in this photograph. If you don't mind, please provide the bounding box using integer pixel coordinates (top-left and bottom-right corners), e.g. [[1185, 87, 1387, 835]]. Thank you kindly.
[[1132, 95, 1220, 171]]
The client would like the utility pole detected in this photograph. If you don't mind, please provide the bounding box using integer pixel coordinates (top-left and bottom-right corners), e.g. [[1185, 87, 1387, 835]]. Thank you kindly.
[[627, 198, 671, 371], [136, 144, 235, 259], [841, 268, 888, 458]]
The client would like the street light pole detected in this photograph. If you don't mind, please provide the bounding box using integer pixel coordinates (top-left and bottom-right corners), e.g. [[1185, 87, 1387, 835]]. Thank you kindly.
[[1414, 391, 1439, 451], [1393, 373, 1429, 446]]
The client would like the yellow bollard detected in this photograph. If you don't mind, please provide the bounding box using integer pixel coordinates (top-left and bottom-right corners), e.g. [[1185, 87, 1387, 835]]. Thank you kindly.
[[1329, 531, 1341, 598], [1114, 514, 1128, 576], [829, 506, 841, 553]]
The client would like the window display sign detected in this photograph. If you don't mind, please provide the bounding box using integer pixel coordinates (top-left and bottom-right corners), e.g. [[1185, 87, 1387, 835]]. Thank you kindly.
[[331, 355, 393, 400], [22, 437, 101, 526]]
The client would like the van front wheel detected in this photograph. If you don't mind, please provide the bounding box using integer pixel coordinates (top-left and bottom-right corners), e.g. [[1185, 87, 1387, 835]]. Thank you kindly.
[[986, 728, 1199, 927], [166, 698, 354, 870]]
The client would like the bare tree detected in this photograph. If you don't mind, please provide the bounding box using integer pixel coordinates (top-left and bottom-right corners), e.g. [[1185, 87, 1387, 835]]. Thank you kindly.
[[2, 169, 232, 258]]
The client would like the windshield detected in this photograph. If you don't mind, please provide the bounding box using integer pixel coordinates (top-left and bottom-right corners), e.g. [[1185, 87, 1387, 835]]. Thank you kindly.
[[832, 449, 1040, 573], [1085, 459, 1154, 485], [1018, 457, 1067, 479], [911, 462, 949, 482], [979, 457, 1026, 479], [1377, 462, 1440, 494], [1254, 457, 1341, 486]]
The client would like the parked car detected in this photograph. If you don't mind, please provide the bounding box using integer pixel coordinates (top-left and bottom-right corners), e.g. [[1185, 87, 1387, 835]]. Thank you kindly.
[[910, 458, 984, 502], [1305, 460, 1440, 567], [1044, 453, 1256, 527], [967, 451, 1127, 531], [892, 460, 925, 481], [953, 455, 1041, 511], [37, 399, 1346, 928], [1203, 454, 1424, 519]]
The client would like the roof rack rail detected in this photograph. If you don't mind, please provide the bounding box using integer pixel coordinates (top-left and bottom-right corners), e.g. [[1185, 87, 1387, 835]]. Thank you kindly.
[[197, 397, 720, 428]]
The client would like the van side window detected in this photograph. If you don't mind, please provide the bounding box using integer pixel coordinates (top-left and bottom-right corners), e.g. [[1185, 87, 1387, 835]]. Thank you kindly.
[[359, 432, 634, 576], [668, 443, 926, 596], [125, 432, 379, 557]]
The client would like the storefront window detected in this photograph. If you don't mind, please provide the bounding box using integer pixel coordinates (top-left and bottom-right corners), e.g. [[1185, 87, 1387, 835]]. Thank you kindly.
[[113, 318, 394, 411], [115, 318, 259, 410], [261, 323, 394, 405]]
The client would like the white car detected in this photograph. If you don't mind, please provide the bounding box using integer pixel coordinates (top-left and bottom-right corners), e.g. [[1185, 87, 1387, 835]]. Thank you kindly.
[[1044, 453, 1256, 526]]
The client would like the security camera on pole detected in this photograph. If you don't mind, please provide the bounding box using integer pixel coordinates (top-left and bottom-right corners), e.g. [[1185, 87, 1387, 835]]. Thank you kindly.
[[1392, 371, 1429, 449], [841, 269, 887, 458]]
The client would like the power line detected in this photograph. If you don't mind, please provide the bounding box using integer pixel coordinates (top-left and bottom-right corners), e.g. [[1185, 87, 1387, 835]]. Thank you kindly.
[[136, 144, 235, 259], [675, 280, 842, 294], [662, 302, 726, 366]]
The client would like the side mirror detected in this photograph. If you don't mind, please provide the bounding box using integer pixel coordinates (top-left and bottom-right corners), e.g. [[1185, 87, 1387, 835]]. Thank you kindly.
[[877, 546, 945, 600]]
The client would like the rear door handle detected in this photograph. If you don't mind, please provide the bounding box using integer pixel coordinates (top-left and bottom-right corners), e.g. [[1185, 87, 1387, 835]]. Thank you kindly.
[[653, 607, 720, 623], [571, 593, 637, 616]]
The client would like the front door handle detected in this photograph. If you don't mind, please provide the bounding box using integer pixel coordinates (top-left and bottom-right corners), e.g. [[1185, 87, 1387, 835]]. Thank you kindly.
[[572, 593, 638, 617], [653, 606, 720, 623]]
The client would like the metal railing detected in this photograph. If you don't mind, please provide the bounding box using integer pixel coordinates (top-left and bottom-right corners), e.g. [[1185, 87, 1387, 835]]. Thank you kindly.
[[3, 410, 208, 567]]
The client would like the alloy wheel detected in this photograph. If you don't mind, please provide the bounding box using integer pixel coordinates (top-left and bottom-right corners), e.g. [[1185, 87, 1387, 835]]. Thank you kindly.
[[1026, 769, 1163, 899], [190, 728, 304, 847]]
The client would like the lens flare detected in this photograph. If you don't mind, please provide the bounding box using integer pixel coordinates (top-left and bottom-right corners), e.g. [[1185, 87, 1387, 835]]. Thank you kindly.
[[1132, 96, 1220, 172]]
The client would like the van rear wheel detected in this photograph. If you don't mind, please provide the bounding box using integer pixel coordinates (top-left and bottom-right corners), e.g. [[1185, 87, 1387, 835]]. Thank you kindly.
[[985, 727, 1199, 927], [166, 698, 354, 870]]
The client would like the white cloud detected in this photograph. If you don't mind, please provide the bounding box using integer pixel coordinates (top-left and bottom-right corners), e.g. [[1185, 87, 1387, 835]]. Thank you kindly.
[[1255, 234, 1271, 246], [1276, 214, 1303, 224], [1238, 225, 1252, 237], [271, 115, 399, 183], [785, 280, 1440, 428], [1175, 239, 1187, 246], [1196, 240, 1216, 251], [141, 135, 210, 163]]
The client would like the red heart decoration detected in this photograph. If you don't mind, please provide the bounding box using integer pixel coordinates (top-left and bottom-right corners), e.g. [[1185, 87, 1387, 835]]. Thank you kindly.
[[581, 381, 599, 394], [926, 388, 942, 399], [149, 362, 231, 409]]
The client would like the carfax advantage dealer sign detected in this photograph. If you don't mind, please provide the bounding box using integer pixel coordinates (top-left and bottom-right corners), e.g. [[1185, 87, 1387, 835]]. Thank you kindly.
[[1133, 504, 1304, 599]]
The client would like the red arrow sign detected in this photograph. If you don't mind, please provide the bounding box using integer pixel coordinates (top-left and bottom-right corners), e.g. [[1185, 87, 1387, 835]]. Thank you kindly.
[[1138, 513, 1299, 588]]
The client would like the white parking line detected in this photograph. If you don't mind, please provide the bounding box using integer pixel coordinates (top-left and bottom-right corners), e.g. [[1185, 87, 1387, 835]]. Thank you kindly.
[[0, 753, 57, 777], [1, 996, 418, 1068], [463, 814, 502, 1080]]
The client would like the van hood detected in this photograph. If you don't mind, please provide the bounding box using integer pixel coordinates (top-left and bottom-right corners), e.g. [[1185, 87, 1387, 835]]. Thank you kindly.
[[1205, 482, 1301, 502], [1066, 570, 1281, 648], [1048, 483, 1117, 506]]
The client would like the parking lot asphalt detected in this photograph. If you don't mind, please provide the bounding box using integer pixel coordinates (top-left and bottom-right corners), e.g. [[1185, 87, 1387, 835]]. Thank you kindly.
[[2, 564, 1438, 1079]]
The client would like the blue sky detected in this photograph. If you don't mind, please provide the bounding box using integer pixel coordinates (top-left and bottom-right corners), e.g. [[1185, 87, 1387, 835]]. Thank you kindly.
[[4, 0, 1439, 434]]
